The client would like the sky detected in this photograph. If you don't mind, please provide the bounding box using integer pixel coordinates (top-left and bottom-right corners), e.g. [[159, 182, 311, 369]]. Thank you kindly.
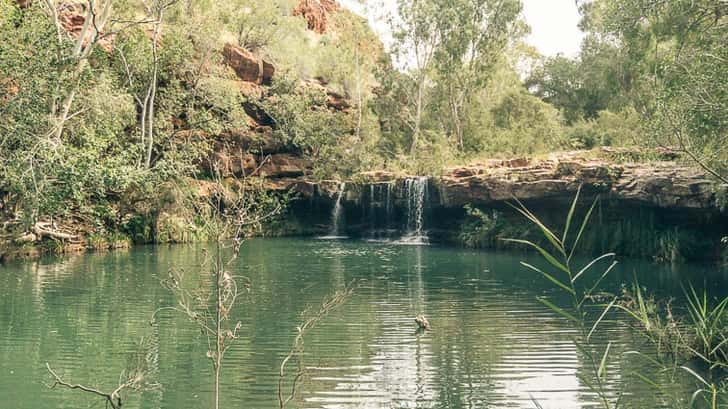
[[521, 0, 585, 57], [338, 0, 586, 58]]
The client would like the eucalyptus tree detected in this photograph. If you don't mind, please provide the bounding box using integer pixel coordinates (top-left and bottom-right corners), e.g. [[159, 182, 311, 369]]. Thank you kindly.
[[430, 0, 523, 151], [526, 36, 632, 124], [40, 0, 116, 143], [389, 0, 442, 154], [580, 0, 728, 182]]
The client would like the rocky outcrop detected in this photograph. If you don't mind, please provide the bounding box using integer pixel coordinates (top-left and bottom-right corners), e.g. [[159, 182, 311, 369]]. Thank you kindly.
[[1, 78, 19, 102], [59, 3, 114, 52], [257, 154, 312, 178], [223, 43, 275, 85], [293, 0, 340, 34], [301, 77, 351, 112], [198, 126, 312, 179], [436, 154, 722, 210]]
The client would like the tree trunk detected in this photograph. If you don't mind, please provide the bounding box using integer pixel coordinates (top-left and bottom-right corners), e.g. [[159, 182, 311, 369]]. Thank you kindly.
[[410, 78, 425, 155]]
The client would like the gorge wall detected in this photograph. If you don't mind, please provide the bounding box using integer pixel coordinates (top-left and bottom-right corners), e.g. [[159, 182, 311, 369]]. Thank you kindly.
[[278, 152, 727, 262]]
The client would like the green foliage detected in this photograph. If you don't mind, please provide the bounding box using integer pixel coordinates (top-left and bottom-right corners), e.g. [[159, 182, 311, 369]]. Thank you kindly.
[[484, 91, 565, 155], [261, 73, 354, 179], [0, 3, 145, 223], [86, 232, 132, 251], [580, 0, 728, 182], [526, 36, 632, 124], [429, 0, 524, 150], [565, 109, 642, 149], [458, 205, 531, 249]]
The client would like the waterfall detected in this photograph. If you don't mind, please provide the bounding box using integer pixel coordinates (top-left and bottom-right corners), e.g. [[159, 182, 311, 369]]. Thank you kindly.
[[385, 182, 393, 228], [364, 181, 397, 242], [322, 182, 346, 239], [369, 184, 376, 230], [401, 177, 429, 244]]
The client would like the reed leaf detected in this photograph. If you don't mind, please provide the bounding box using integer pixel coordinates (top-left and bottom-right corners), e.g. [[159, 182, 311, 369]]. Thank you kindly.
[[588, 298, 617, 342], [562, 185, 582, 245], [599, 342, 612, 381], [504, 238, 571, 276], [681, 366, 710, 387], [537, 296, 579, 323], [568, 196, 599, 262], [573, 253, 616, 283], [521, 262, 575, 295]]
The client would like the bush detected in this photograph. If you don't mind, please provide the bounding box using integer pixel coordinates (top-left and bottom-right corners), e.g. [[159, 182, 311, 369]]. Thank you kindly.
[[480, 91, 566, 155], [565, 109, 643, 149]]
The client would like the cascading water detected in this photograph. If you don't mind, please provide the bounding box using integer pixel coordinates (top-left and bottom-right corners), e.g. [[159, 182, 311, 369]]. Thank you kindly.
[[385, 182, 393, 228], [365, 181, 397, 241], [320, 182, 347, 239], [400, 177, 429, 245], [369, 184, 376, 229]]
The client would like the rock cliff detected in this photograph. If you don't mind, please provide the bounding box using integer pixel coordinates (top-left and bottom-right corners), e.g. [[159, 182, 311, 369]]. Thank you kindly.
[[293, 0, 340, 34]]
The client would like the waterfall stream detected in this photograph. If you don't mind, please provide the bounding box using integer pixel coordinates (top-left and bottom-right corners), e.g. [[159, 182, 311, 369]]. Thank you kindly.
[[400, 177, 429, 245], [320, 182, 347, 239]]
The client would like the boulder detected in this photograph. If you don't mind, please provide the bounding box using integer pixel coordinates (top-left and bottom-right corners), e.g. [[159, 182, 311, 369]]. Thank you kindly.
[[242, 101, 275, 126], [223, 128, 286, 155], [301, 77, 351, 112], [293, 0, 340, 34], [206, 149, 258, 177], [223, 43, 274, 85], [256, 154, 312, 178], [326, 90, 351, 111], [264, 178, 316, 197]]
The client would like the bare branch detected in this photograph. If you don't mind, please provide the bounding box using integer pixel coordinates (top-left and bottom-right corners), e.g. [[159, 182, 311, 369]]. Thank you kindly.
[[278, 284, 355, 408]]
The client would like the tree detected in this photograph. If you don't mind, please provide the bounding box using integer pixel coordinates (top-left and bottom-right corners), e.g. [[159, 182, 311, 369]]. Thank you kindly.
[[115, 0, 179, 168], [526, 36, 632, 124], [40, 0, 116, 143], [580, 0, 728, 182], [390, 0, 441, 154], [431, 0, 523, 150]]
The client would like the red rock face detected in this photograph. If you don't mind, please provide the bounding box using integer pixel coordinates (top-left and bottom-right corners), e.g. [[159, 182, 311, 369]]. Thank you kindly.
[[256, 154, 313, 178], [222, 43, 275, 85], [1, 78, 19, 102], [14, 1, 113, 51], [293, 0, 340, 34], [301, 77, 351, 112], [57, 3, 114, 52]]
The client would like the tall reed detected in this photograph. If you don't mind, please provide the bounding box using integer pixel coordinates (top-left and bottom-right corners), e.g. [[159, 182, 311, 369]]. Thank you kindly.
[[504, 186, 620, 408], [509, 186, 728, 408]]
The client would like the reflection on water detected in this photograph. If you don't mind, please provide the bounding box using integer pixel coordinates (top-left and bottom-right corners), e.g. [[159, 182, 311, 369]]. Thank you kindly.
[[0, 239, 725, 409]]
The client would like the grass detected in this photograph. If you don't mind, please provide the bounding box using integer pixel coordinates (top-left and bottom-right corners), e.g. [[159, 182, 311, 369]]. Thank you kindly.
[[507, 185, 728, 408]]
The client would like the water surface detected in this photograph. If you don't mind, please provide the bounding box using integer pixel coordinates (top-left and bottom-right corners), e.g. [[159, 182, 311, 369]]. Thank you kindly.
[[1, 239, 726, 408]]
